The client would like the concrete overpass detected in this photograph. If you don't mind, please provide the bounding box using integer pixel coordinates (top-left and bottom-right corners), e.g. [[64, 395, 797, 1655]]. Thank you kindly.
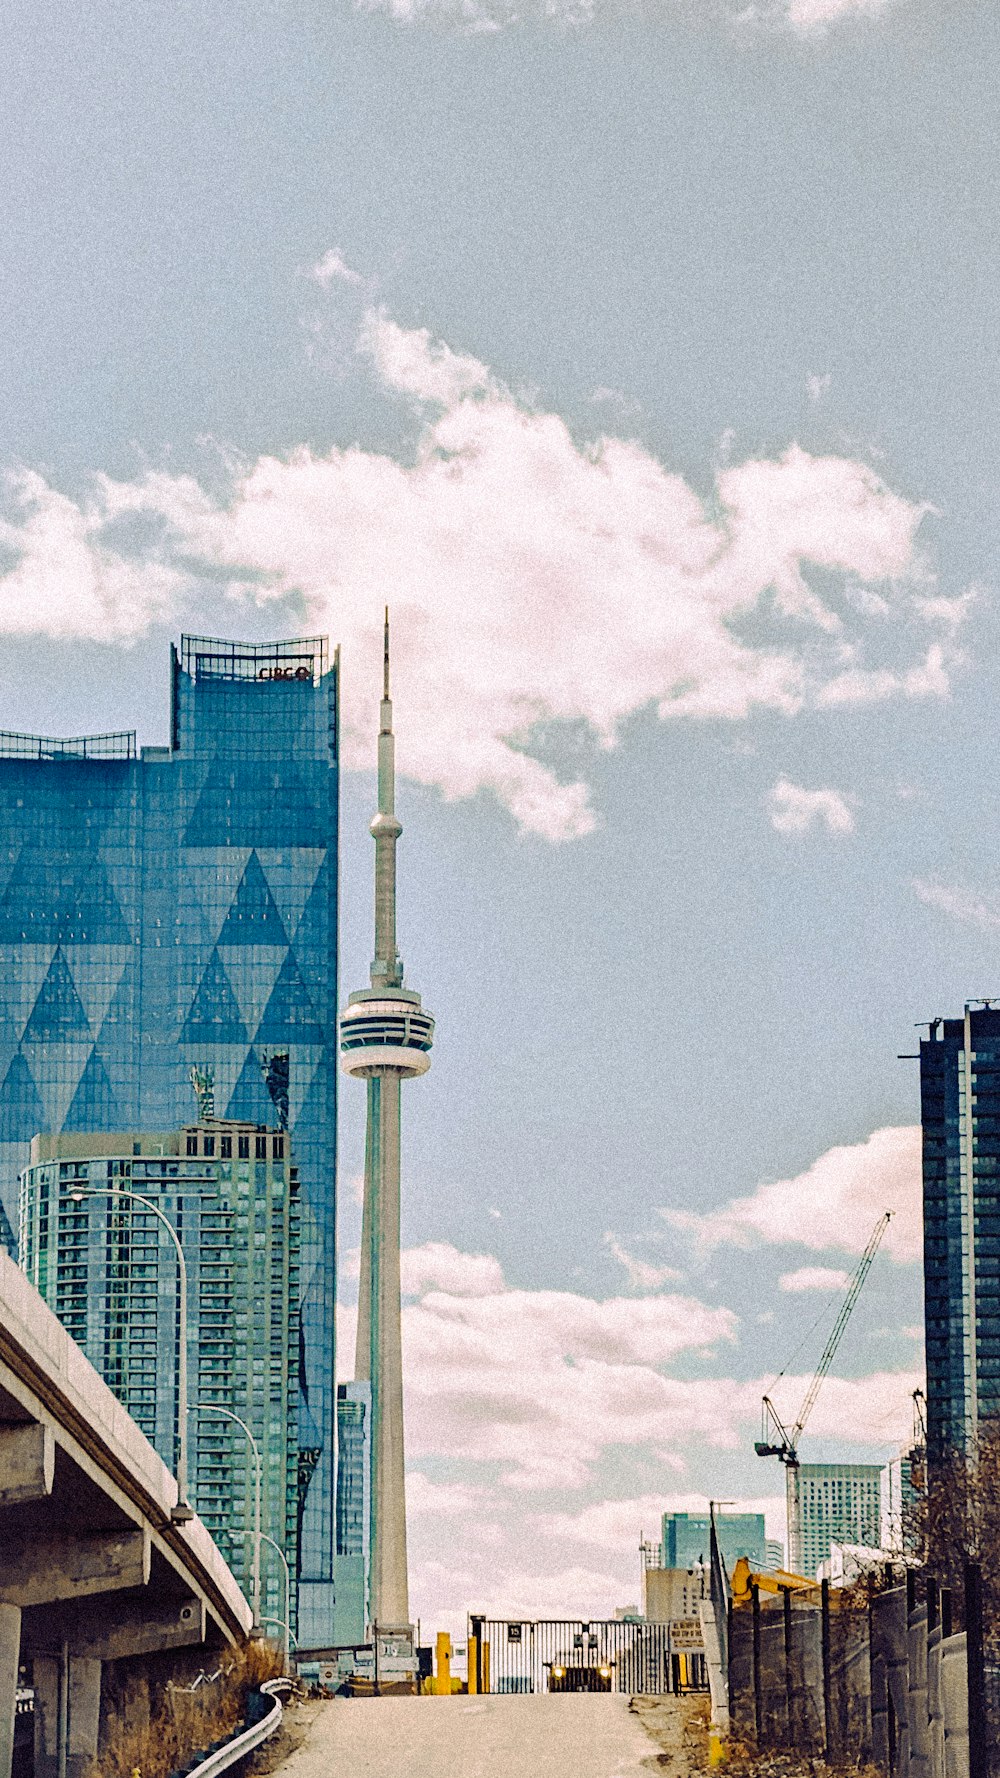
[[0, 1247, 252, 1778]]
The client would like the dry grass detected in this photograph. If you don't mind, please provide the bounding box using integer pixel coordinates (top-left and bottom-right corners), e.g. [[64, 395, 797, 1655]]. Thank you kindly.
[[720, 1738, 883, 1778], [91, 1639, 286, 1778]]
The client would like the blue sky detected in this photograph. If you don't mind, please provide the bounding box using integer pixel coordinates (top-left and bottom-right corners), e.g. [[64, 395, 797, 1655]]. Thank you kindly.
[[1, 0, 994, 1623]]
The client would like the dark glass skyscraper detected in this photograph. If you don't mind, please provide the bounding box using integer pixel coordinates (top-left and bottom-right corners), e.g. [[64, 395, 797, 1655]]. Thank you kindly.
[[0, 636, 339, 1644], [920, 1003, 1000, 1464]]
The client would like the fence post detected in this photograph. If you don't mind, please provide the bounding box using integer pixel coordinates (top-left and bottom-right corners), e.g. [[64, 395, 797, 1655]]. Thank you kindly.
[[821, 1578, 832, 1760], [927, 1577, 938, 1635], [752, 1583, 762, 1745], [941, 1590, 952, 1639], [965, 1561, 987, 1778], [783, 1585, 793, 1746]]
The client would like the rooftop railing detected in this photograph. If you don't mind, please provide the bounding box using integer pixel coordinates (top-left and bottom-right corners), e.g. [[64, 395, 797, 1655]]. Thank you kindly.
[[0, 730, 137, 760]]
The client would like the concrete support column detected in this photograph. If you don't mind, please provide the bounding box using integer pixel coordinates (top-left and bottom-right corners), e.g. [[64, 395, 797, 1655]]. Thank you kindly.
[[32, 1656, 59, 1778], [67, 1657, 100, 1778], [0, 1605, 20, 1778], [33, 1652, 101, 1778]]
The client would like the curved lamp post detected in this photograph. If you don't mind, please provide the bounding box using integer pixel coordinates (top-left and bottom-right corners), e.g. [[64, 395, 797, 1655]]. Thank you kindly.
[[70, 1185, 192, 1523], [260, 1533, 291, 1664], [197, 1403, 261, 1630]]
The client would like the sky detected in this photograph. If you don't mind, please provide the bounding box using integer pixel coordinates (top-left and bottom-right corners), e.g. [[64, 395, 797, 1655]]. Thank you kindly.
[[1, 0, 997, 1632]]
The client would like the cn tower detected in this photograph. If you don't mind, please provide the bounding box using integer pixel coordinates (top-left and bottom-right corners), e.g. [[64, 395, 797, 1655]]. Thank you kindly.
[[340, 611, 434, 1637]]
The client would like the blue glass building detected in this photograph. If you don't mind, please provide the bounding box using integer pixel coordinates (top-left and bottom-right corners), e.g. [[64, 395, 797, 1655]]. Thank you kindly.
[[920, 1003, 1000, 1466], [661, 1511, 766, 1572], [0, 636, 339, 1644]]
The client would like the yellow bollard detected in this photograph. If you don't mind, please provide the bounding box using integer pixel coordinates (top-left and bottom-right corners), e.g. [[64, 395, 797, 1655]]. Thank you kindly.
[[468, 1634, 479, 1694], [434, 1631, 452, 1696], [482, 1641, 490, 1695]]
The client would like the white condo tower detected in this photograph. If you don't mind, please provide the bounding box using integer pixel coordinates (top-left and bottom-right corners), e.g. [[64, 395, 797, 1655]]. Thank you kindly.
[[340, 612, 434, 1636]]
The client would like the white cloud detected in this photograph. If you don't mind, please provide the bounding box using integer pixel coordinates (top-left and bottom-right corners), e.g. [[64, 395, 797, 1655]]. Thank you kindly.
[[401, 1241, 506, 1298], [0, 310, 957, 840], [914, 879, 1000, 934], [769, 778, 855, 836], [356, 0, 896, 30], [779, 1265, 851, 1293], [358, 306, 496, 406], [781, 0, 892, 27], [308, 248, 364, 288], [406, 1472, 493, 1517], [663, 1125, 921, 1264], [383, 1243, 920, 1628], [603, 1232, 680, 1292]]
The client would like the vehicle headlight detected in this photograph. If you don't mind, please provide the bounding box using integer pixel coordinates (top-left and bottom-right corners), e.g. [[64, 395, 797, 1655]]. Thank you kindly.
[[552, 1666, 564, 1678], [599, 1666, 611, 1677]]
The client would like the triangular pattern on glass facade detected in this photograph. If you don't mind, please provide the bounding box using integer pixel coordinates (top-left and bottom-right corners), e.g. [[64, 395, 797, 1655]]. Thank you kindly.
[[63, 1049, 125, 1132], [63, 947, 132, 1035], [285, 1045, 325, 1131], [181, 950, 247, 1045], [39, 1044, 95, 1130], [0, 847, 132, 945], [182, 847, 250, 948], [256, 949, 324, 1044], [184, 758, 328, 849], [0, 947, 56, 1043], [0, 1053, 46, 1143], [22, 949, 92, 1043], [217, 947, 288, 1041], [287, 855, 331, 948], [217, 853, 288, 944], [255, 850, 326, 942], [225, 1046, 277, 1126]]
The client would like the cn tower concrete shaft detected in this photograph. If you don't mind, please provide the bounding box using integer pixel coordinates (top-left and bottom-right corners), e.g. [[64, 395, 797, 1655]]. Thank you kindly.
[[355, 1073, 408, 1628], [340, 610, 434, 1639]]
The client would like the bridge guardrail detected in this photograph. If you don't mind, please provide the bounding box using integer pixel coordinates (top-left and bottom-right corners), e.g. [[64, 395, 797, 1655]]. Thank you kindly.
[[176, 1676, 292, 1777]]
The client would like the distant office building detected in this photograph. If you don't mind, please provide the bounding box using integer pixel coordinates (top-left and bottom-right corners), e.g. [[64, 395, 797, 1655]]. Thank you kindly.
[[920, 1005, 1000, 1465], [0, 636, 339, 1642], [882, 1442, 926, 1558], [798, 1464, 881, 1579], [662, 1511, 766, 1573], [19, 1120, 298, 1633], [764, 1538, 785, 1571], [644, 1567, 704, 1623], [334, 1380, 371, 1645]]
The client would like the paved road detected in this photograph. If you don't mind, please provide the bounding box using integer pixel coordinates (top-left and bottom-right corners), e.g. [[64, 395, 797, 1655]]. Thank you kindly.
[[276, 1693, 669, 1777]]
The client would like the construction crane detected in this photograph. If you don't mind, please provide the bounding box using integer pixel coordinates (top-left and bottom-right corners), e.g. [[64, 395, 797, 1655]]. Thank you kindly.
[[755, 1210, 892, 1572]]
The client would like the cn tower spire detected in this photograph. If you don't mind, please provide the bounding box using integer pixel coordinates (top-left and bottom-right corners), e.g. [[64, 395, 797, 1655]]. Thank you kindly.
[[372, 607, 403, 993], [340, 609, 434, 1648]]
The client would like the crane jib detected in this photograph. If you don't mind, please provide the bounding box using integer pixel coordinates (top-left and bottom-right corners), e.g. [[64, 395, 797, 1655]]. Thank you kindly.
[[757, 1209, 892, 1459]]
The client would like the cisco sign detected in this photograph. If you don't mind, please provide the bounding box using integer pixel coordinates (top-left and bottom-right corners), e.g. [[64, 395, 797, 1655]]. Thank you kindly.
[[257, 665, 313, 682]]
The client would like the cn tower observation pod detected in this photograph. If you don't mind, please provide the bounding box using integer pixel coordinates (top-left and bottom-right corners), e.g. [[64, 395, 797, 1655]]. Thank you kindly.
[[339, 988, 434, 1079]]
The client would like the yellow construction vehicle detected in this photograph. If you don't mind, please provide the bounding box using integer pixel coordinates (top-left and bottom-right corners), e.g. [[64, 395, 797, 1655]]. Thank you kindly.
[[730, 1557, 815, 1604]]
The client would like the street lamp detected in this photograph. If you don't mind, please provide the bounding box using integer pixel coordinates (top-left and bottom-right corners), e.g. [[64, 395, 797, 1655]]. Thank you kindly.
[[69, 1186, 192, 1523], [197, 1403, 261, 1630], [260, 1533, 291, 1665]]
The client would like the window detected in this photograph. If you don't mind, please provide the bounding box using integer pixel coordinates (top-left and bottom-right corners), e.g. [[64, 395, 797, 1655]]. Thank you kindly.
[[186, 1136, 198, 1156], [273, 1136, 284, 1159], [238, 1136, 250, 1160], [221, 1136, 232, 1159], [204, 1136, 215, 1157], [256, 1136, 267, 1160]]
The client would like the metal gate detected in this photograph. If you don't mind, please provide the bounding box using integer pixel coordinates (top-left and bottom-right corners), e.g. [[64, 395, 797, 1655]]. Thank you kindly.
[[468, 1616, 698, 1696]]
